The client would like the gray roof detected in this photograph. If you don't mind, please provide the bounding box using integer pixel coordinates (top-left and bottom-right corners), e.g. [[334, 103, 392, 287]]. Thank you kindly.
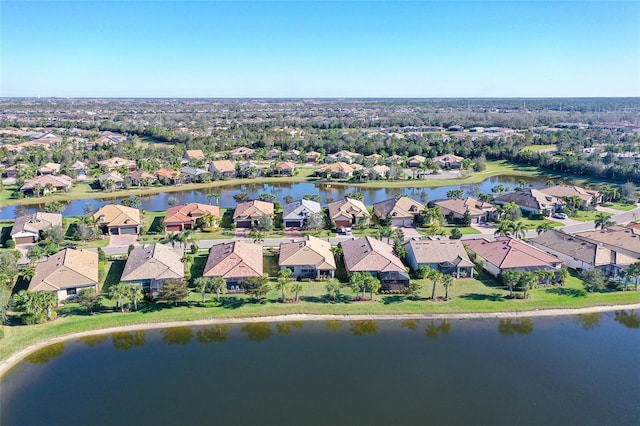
[[180, 166, 210, 176], [531, 230, 599, 264], [11, 212, 62, 237], [282, 199, 322, 221], [121, 244, 184, 282]]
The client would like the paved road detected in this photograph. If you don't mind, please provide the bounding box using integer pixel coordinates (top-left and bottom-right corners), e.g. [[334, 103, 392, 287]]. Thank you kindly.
[[561, 204, 640, 234]]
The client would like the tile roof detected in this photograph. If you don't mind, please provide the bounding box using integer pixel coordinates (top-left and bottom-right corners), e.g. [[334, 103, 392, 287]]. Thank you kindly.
[[203, 240, 263, 278], [20, 174, 73, 191], [279, 235, 336, 270], [184, 149, 205, 160], [574, 226, 640, 256], [539, 185, 600, 203], [494, 189, 560, 211], [121, 244, 184, 282], [328, 197, 371, 221], [402, 239, 474, 268], [433, 153, 464, 164], [97, 157, 136, 169], [92, 204, 141, 227], [282, 199, 322, 221], [373, 196, 424, 220], [233, 200, 274, 220], [165, 203, 220, 224], [11, 212, 62, 237], [340, 236, 406, 273], [435, 197, 495, 217], [464, 237, 562, 270], [532, 229, 611, 265], [29, 249, 99, 292], [209, 160, 236, 173]]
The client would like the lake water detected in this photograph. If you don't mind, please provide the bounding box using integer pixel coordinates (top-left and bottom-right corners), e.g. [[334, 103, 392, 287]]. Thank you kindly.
[[2, 311, 639, 426], [0, 175, 547, 219]]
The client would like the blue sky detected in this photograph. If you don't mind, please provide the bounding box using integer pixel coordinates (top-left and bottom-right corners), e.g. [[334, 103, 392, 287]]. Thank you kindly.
[[1, 1, 639, 97]]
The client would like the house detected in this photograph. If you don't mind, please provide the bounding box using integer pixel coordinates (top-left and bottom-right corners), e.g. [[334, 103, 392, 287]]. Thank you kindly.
[[326, 150, 359, 164], [28, 249, 99, 303], [39, 162, 61, 175], [156, 168, 184, 185], [98, 172, 125, 190], [403, 238, 474, 278], [365, 153, 383, 165], [230, 146, 256, 159], [129, 170, 157, 186], [305, 151, 322, 163], [373, 196, 425, 227], [203, 241, 263, 291], [120, 244, 185, 296], [286, 149, 301, 160], [328, 197, 371, 228], [539, 185, 602, 208], [233, 200, 274, 228], [164, 203, 221, 232], [531, 229, 624, 278], [340, 237, 409, 290], [493, 189, 561, 217], [433, 154, 464, 169], [435, 197, 496, 224], [20, 174, 73, 195], [208, 160, 237, 178], [408, 155, 426, 168], [97, 157, 137, 171], [11, 212, 63, 245], [279, 235, 336, 278], [573, 226, 640, 263], [237, 161, 261, 178], [91, 204, 141, 235], [268, 148, 282, 159], [70, 160, 87, 176], [4, 164, 27, 178], [180, 166, 211, 183], [274, 161, 296, 176], [368, 164, 390, 179], [316, 162, 364, 179], [282, 199, 322, 228], [463, 236, 562, 277], [385, 154, 404, 166], [182, 149, 206, 163]]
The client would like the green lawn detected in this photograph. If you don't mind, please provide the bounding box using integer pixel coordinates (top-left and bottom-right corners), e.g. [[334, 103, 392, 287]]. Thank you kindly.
[[521, 144, 557, 152], [569, 210, 601, 222], [601, 202, 638, 212], [517, 217, 563, 230], [416, 225, 481, 237]]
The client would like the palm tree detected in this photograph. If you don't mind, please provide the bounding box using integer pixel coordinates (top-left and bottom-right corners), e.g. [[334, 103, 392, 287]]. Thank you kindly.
[[429, 270, 443, 300], [126, 285, 143, 311], [494, 220, 513, 237], [291, 282, 303, 302], [33, 182, 43, 198], [210, 277, 227, 302], [44, 182, 54, 196], [510, 221, 526, 239], [442, 274, 454, 300], [594, 212, 615, 231], [275, 277, 289, 303], [109, 283, 130, 312], [627, 262, 640, 291], [536, 222, 553, 235], [501, 270, 520, 298], [194, 277, 211, 303], [166, 232, 181, 248]]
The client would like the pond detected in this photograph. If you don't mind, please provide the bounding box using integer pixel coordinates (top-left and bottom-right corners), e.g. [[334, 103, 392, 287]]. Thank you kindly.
[[2, 311, 639, 426], [0, 174, 548, 219]]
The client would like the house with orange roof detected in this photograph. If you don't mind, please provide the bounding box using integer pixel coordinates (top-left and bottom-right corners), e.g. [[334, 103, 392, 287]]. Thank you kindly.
[[203, 241, 264, 291], [164, 203, 221, 232]]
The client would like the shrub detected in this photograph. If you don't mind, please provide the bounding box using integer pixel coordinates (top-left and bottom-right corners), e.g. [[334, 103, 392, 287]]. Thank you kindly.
[[4, 240, 15, 249]]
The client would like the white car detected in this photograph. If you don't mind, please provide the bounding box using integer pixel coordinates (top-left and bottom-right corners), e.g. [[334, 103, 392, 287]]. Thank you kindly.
[[553, 212, 568, 220]]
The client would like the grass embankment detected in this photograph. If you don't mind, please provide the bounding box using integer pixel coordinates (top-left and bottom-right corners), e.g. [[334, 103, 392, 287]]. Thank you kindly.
[[2, 269, 639, 362]]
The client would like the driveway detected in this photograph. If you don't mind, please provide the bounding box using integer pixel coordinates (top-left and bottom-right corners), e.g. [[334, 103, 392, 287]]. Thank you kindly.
[[284, 228, 302, 238], [470, 222, 497, 235], [108, 234, 139, 248]]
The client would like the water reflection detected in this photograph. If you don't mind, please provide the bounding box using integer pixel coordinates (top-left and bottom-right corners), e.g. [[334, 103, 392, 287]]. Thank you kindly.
[[25, 342, 64, 365], [77, 334, 109, 347], [400, 319, 420, 331], [497, 318, 534, 336], [573, 313, 601, 330], [111, 331, 146, 351], [196, 325, 229, 344], [161, 327, 193, 345], [425, 319, 452, 339], [240, 323, 273, 342], [325, 320, 342, 331], [614, 310, 640, 329], [275, 321, 304, 335], [348, 320, 379, 336]]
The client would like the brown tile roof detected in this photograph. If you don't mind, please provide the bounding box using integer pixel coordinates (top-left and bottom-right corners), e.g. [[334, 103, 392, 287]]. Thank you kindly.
[[203, 241, 263, 278], [340, 236, 406, 273], [233, 200, 274, 220], [435, 197, 495, 217], [433, 153, 464, 164], [11, 212, 62, 237], [328, 198, 370, 221], [408, 155, 426, 164], [275, 161, 296, 170], [156, 168, 181, 180], [92, 204, 141, 227], [317, 162, 363, 175], [121, 244, 184, 282], [210, 160, 236, 173], [97, 157, 136, 169], [373, 196, 424, 220], [574, 226, 640, 256], [494, 189, 560, 211], [464, 237, 562, 270], [184, 149, 205, 160], [279, 236, 336, 270], [402, 239, 474, 267], [165, 203, 220, 225], [20, 174, 73, 191], [531, 229, 611, 265], [29, 249, 99, 292], [539, 185, 600, 203]]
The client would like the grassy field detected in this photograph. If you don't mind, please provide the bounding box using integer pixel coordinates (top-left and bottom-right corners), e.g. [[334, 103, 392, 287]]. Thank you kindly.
[[521, 144, 557, 152], [569, 210, 601, 222], [1, 269, 639, 362], [601, 202, 638, 212]]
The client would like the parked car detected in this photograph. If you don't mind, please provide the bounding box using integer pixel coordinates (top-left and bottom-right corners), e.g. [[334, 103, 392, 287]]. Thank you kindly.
[[337, 226, 352, 235], [553, 212, 568, 220]]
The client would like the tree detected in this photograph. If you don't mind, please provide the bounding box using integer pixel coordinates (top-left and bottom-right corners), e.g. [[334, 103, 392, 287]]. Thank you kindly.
[[536, 222, 553, 235], [194, 277, 211, 303], [502, 202, 522, 221], [594, 212, 615, 231], [405, 280, 422, 299], [581, 268, 607, 293], [500, 270, 520, 298], [510, 221, 526, 240], [44, 202, 65, 214], [283, 195, 294, 205], [76, 288, 101, 314], [108, 283, 130, 312], [210, 276, 227, 302], [325, 278, 341, 301], [305, 212, 324, 230], [349, 272, 367, 299], [518, 271, 538, 298], [429, 270, 443, 300], [248, 229, 265, 243], [290, 282, 303, 302], [13, 290, 57, 324], [461, 210, 472, 227], [243, 276, 270, 302], [159, 279, 189, 306], [126, 285, 143, 311], [121, 196, 141, 208], [27, 245, 46, 265], [256, 214, 274, 231], [0, 250, 22, 287], [450, 227, 463, 240], [442, 274, 454, 300], [446, 189, 463, 199], [275, 277, 289, 302], [233, 192, 249, 203], [363, 273, 381, 300], [494, 220, 514, 237], [625, 262, 640, 291]]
